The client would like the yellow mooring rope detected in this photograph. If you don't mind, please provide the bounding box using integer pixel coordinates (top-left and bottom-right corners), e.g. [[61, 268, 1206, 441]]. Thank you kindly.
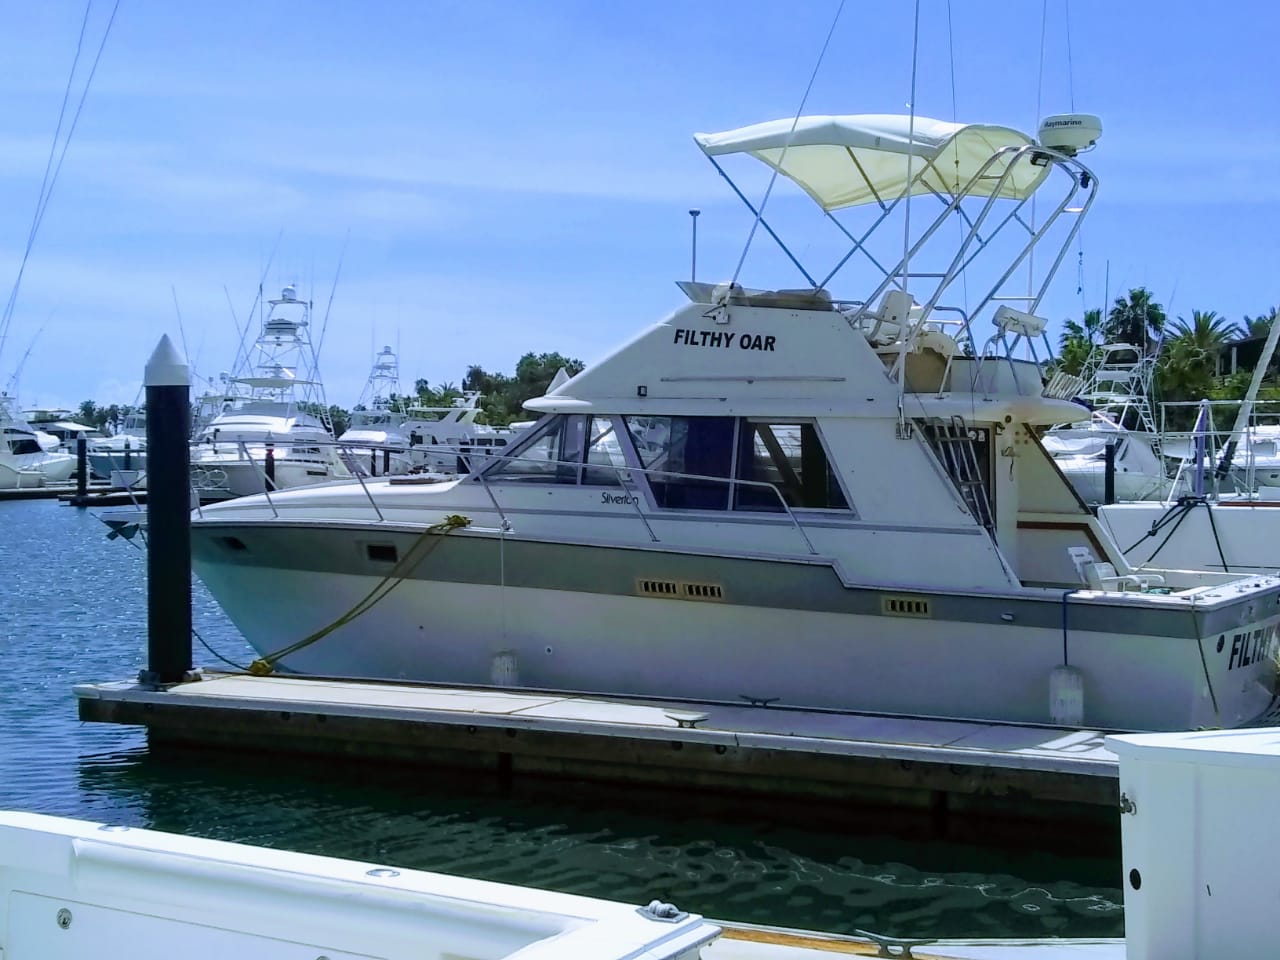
[[248, 514, 471, 676]]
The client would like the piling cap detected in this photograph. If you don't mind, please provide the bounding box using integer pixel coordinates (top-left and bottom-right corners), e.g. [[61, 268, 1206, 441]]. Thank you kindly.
[[144, 334, 190, 388]]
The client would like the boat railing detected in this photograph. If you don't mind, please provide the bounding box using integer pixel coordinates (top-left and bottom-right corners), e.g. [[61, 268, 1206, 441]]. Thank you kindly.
[[189, 438, 820, 556], [1159, 399, 1280, 498], [459, 451, 821, 556]]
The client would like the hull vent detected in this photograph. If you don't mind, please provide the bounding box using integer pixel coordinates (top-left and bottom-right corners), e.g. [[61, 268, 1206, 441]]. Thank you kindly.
[[637, 579, 725, 602], [881, 595, 932, 618]]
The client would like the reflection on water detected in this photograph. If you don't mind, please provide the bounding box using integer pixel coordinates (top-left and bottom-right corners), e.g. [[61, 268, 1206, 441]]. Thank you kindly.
[[1, 500, 1123, 938]]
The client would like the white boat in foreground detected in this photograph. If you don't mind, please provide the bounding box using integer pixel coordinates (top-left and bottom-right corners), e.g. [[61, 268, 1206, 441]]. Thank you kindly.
[[0, 810, 719, 960], [190, 112, 1280, 732], [7, 724, 1280, 958]]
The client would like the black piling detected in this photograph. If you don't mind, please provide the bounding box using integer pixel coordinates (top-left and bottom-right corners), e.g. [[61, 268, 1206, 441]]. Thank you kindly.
[[1103, 441, 1116, 506], [75, 432, 88, 498], [382, 448, 391, 475], [140, 335, 193, 688], [123, 437, 133, 471], [264, 443, 276, 490]]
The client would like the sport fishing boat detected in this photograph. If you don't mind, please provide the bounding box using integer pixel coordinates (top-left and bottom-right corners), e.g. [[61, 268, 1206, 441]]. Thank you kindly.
[[337, 345, 414, 477], [1040, 342, 1176, 504], [191, 112, 1280, 732], [190, 285, 350, 500]]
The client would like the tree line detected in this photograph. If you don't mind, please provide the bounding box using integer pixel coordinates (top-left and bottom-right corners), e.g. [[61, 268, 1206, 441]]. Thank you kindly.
[[1055, 287, 1280, 427]]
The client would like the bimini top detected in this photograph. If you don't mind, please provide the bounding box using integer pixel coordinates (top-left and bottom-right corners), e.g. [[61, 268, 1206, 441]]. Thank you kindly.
[[694, 114, 1048, 211]]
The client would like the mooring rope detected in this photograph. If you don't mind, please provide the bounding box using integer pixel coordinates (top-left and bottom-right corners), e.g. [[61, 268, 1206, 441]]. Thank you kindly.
[[248, 514, 470, 676], [1120, 496, 1230, 573]]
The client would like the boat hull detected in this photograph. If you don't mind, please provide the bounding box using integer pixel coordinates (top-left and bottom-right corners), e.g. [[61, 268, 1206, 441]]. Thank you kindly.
[[193, 523, 1280, 732]]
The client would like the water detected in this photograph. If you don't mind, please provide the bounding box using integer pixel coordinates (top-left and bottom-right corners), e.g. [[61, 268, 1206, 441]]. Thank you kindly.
[[0, 499, 1124, 939]]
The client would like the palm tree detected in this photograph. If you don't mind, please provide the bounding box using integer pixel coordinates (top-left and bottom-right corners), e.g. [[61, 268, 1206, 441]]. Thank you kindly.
[[1155, 309, 1240, 407], [1244, 306, 1278, 339], [1057, 307, 1104, 376], [1104, 287, 1167, 353]]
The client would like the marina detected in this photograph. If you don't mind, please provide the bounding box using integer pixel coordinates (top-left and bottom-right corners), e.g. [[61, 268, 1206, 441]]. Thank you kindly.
[[0, 496, 1126, 941], [4, 1, 1280, 955]]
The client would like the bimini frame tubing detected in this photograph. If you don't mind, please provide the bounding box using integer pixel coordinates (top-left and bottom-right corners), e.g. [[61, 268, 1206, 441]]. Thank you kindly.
[[703, 132, 1098, 387]]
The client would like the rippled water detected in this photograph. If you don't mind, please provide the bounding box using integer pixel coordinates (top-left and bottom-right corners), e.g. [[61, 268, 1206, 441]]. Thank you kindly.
[[0, 499, 1124, 939]]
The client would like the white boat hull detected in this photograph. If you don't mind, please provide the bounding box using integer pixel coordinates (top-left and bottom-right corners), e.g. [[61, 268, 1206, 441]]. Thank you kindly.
[[193, 524, 1280, 732], [0, 811, 718, 960]]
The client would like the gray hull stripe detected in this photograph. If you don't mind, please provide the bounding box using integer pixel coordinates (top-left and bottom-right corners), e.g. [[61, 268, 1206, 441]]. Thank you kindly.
[[190, 522, 1277, 640]]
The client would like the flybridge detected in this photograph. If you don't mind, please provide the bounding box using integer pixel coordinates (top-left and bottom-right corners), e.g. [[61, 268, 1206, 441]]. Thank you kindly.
[[693, 112, 1103, 392]]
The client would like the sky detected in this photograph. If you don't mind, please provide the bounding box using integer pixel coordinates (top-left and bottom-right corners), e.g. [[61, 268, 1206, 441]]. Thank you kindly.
[[1, 0, 1278, 413]]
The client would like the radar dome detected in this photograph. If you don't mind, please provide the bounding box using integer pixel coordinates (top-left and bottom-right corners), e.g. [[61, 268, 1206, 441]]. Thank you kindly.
[[1036, 114, 1102, 156]]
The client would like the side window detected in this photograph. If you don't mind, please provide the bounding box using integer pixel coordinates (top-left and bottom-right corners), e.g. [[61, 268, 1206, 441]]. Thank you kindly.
[[734, 422, 850, 511], [582, 416, 625, 486], [486, 415, 583, 483], [625, 416, 735, 510]]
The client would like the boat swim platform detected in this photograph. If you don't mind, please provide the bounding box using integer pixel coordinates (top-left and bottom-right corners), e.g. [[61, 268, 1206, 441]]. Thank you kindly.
[[76, 672, 1119, 835]]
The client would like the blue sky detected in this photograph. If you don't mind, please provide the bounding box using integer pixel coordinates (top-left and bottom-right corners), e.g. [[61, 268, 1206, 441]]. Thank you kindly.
[[2, 0, 1278, 412]]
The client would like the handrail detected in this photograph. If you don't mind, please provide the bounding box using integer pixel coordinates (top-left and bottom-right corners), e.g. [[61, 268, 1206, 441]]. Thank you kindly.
[[347, 459, 384, 521], [236, 439, 279, 518], [468, 451, 822, 556], [186, 435, 825, 558]]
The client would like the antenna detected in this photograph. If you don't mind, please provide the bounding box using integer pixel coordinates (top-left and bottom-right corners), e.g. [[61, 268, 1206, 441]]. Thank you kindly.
[[170, 286, 191, 364], [896, 0, 922, 425], [688, 209, 701, 282], [730, 0, 845, 285], [315, 228, 350, 359]]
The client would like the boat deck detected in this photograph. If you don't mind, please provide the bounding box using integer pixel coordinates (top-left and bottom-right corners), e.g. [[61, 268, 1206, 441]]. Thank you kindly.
[[77, 672, 1119, 835]]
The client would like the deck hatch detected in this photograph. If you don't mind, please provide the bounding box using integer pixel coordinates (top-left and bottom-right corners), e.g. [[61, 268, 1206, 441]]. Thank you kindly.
[[881, 595, 932, 618], [636, 579, 725, 602]]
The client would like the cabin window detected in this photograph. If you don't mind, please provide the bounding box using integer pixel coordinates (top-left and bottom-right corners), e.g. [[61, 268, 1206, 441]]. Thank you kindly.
[[484, 415, 584, 483], [733, 422, 849, 511], [581, 416, 625, 486], [624, 416, 735, 510]]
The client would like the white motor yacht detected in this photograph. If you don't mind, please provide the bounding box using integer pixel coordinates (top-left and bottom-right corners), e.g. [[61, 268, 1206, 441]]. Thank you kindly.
[[87, 411, 147, 481], [190, 285, 350, 501], [190, 112, 1280, 732], [0, 393, 76, 484], [337, 345, 414, 477], [403, 391, 518, 474]]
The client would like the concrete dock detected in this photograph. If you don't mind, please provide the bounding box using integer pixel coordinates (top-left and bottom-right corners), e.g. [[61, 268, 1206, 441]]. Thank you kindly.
[[77, 672, 1119, 839]]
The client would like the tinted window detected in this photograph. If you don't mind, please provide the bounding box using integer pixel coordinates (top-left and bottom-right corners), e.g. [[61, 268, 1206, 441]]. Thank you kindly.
[[625, 416, 735, 510], [734, 422, 849, 511], [486, 415, 584, 483]]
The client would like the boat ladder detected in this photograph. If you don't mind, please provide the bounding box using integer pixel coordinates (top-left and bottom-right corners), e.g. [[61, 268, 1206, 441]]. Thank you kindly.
[[920, 416, 994, 530]]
